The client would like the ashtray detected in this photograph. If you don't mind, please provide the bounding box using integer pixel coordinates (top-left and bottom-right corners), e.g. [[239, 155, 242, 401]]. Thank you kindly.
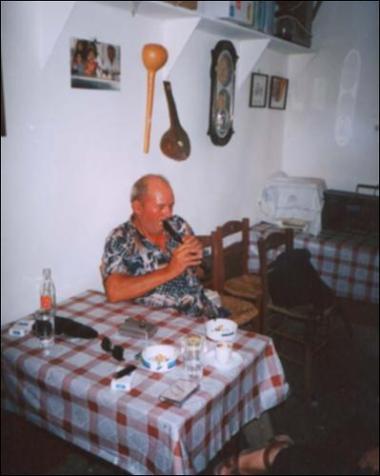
[[206, 318, 237, 342], [141, 344, 178, 373]]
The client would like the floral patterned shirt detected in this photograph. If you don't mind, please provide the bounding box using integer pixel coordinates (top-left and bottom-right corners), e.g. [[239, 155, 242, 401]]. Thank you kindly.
[[101, 215, 222, 317]]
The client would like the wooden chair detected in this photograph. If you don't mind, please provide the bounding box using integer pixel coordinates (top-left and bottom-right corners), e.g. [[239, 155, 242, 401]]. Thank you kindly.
[[195, 235, 214, 289], [257, 228, 351, 401], [197, 233, 259, 328], [212, 219, 263, 332]]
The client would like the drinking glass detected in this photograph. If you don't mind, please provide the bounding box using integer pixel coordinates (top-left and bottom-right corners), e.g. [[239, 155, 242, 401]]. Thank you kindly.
[[34, 310, 55, 348], [181, 334, 205, 382]]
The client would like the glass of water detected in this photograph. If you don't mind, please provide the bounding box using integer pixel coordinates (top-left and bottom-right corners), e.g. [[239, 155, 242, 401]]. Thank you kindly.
[[182, 334, 205, 382], [34, 310, 55, 349]]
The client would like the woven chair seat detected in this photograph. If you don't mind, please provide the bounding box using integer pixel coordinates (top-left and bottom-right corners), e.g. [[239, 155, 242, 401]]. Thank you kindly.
[[220, 294, 259, 327], [224, 273, 262, 300]]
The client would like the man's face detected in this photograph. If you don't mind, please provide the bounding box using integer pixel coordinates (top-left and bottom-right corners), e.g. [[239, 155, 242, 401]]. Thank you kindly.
[[133, 180, 175, 236]]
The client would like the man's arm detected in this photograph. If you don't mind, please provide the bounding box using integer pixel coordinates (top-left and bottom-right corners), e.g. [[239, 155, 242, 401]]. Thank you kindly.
[[104, 237, 202, 302]]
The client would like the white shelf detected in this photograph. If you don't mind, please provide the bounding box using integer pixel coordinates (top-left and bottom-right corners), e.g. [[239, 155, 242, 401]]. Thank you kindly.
[[95, 1, 313, 84], [101, 1, 312, 53], [197, 16, 311, 53]]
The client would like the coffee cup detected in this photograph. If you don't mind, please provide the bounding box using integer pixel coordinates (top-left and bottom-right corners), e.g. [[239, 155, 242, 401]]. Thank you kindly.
[[215, 341, 232, 365]]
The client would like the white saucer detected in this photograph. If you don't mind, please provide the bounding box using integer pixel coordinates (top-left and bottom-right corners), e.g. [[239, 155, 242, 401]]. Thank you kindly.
[[203, 350, 243, 371]]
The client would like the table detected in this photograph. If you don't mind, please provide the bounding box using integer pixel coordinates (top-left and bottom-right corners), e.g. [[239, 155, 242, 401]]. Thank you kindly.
[[248, 222, 379, 304], [2, 290, 289, 475]]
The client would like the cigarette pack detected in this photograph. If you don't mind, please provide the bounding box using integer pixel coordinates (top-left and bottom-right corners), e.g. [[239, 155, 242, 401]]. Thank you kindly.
[[8, 319, 34, 337], [111, 365, 136, 391], [159, 379, 199, 406], [118, 317, 157, 339]]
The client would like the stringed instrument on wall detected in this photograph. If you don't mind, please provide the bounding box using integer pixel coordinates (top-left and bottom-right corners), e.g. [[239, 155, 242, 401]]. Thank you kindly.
[[160, 81, 190, 161]]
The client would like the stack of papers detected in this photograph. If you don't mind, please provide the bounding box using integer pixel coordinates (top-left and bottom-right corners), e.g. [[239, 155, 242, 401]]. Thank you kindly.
[[280, 218, 309, 232]]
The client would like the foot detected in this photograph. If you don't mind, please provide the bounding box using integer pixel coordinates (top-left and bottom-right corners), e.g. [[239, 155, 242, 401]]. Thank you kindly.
[[214, 435, 294, 475], [214, 454, 239, 475], [358, 447, 379, 474], [262, 435, 294, 471]]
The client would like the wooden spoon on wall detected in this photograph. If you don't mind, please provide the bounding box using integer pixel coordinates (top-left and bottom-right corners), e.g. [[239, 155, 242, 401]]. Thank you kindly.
[[142, 44, 168, 154], [160, 81, 190, 161]]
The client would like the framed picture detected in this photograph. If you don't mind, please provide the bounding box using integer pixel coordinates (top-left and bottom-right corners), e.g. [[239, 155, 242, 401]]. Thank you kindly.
[[249, 73, 268, 108], [269, 76, 289, 110], [70, 38, 121, 91]]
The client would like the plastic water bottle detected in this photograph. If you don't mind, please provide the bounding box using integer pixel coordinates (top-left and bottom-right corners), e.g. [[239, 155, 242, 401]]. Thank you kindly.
[[36, 268, 56, 348]]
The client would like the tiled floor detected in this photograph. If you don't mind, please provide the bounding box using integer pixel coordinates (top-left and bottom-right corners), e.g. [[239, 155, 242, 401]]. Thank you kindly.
[[2, 299, 378, 475]]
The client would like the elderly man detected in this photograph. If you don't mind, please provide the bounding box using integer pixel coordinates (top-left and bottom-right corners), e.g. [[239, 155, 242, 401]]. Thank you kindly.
[[101, 174, 222, 317]]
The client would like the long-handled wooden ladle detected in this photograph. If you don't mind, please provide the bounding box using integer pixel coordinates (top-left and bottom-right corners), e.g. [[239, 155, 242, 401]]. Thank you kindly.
[[142, 44, 168, 154]]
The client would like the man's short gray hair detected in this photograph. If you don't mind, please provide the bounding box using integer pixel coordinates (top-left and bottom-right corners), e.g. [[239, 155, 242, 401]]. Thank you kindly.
[[130, 174, 171, 202]]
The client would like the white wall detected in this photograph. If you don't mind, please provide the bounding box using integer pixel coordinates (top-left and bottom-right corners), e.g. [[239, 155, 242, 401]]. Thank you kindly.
[[2, 1, 378, 325], [1, 1, 286, 324], [283, 1, 379, 190]]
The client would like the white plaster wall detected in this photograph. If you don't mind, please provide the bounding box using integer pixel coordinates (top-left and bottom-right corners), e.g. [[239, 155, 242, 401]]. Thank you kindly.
[[1, 1, 286, 324], [283, 1, 379, 190], [2, 1, 378, 326]]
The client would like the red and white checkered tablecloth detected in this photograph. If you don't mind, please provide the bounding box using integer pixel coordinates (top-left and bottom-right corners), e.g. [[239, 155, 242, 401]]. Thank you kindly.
[[248, 222, 379, 304], [2, 290, 289, 475]]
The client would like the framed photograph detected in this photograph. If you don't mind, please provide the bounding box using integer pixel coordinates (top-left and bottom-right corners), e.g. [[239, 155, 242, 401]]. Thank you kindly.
[[269, 76, 289, 110], [70, 38, 121, 91], [249, 73, 268, 108]]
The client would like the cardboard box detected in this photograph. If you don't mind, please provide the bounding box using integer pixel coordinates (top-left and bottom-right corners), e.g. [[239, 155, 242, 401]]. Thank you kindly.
[[199, 1, 254, 26], [162, 1, 198, 10]]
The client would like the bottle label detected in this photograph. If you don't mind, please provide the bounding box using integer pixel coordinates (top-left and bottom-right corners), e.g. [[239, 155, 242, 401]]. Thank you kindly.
[[40, 295, 52, 310]]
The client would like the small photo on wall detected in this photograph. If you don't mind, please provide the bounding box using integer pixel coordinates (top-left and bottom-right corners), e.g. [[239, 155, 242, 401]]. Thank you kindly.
[[269, 76, 289, 110], [71, 38, 121, 90], [249, 73, 268, 108]]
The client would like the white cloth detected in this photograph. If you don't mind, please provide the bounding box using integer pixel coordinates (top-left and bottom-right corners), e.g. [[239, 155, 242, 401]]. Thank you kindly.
[[258, 172, 326, 236]]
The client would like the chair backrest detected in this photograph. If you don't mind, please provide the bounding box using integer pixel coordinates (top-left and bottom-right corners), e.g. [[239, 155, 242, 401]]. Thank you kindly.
[[212, 218, 250, 293], [257, 228, 294, 313]]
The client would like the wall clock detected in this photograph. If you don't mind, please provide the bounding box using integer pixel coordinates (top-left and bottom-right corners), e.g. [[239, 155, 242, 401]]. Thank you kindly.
[[207, 40, 238, 146]]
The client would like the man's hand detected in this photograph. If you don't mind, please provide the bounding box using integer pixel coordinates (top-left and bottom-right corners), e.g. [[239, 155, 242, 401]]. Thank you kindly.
[[168, 235, 203, 276], [183, 235, 203, 254]]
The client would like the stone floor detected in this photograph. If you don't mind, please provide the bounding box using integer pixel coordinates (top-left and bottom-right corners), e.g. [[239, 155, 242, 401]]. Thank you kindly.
[[2, 299, 378, 475]]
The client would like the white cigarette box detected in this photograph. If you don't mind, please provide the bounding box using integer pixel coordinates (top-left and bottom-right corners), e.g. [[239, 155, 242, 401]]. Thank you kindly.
[[8, 319, 34, 337]]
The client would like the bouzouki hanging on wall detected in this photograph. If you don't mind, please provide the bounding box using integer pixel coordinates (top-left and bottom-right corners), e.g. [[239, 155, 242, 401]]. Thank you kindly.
[[160, 81, 190, 160]]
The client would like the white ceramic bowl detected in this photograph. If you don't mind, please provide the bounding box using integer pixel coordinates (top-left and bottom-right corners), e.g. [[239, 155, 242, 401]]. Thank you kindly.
[[141, 344, 178, 373], [206, 318, 237, 342]]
